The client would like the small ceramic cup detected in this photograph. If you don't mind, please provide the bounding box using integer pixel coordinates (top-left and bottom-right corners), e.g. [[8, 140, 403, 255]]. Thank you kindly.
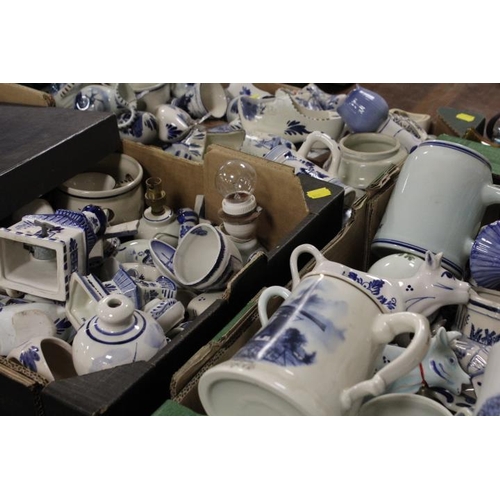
[[175, 83, 227, 120], [177, 207, 199, 239], [337, 85, 389, 133], [357, 393, 452, 416], [143, 298, 185, 334], [455, 287, 500, 347], [131, 83, 171, 113], [156, 104, 195, 143], [173, 223, 243, 292], [7, 336, 77, 382]]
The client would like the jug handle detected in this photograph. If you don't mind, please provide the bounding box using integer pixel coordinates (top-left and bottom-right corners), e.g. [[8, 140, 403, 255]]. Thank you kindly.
[[290, 244, 325, 289], [297, 131, 341, 177], [340, 311, 431, 412], [481, 183, 500, 207], [257, 286, 291, 326]]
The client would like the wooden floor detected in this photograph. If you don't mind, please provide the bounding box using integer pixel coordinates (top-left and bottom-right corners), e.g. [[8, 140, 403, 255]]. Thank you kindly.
[[349, 83, 500, 132]]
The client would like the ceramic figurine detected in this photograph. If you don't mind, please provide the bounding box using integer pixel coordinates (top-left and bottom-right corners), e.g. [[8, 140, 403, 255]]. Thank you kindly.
[[375, 327, 470, 395], [0, 205, 107, 302], [72, 294, 168, 375], [290, 245, 470, 318]]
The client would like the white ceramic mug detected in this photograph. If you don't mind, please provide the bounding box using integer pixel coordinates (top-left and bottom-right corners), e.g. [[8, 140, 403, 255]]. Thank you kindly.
[[372, 140, 500, 277], [155, 104, 194, 143], [177, 83, 227, 120], [131, 83, 171, 113], [7, 336, 77, 382], [198, 253, 431, 416], [455, 288, 500, 347]]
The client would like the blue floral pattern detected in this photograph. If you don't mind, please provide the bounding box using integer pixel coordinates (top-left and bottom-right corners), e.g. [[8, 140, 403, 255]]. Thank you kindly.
[[284, 120, 311, 136]]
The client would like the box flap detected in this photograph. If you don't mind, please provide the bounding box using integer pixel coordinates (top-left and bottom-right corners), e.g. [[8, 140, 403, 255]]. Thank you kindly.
[[122, 140, 205, 211], [203, 144, 309, 250]]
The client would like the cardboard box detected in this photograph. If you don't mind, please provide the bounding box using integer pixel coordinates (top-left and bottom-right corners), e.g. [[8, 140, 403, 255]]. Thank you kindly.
[[0, 83, 55, 108], [157, 165, 401, 415], [0, 139, 344, 415], [0, 104, 121, 223]]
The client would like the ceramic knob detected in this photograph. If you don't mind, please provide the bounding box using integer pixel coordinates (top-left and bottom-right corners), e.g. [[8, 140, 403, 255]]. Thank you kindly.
[[72, 294, 167, 375]]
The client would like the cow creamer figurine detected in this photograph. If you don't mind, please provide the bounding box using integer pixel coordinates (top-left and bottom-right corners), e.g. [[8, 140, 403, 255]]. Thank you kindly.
[[374, 326, 471, 395], [290, 245, 471, 319]]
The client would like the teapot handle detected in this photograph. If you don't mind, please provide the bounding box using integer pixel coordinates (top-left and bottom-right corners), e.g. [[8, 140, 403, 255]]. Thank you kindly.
[[290, 243, 325, 289], [258, 286, 291, 326]]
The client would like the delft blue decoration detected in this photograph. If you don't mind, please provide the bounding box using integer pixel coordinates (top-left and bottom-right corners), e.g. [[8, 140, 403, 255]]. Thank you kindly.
[[240, 98, 261, 121], [284, 120, 312, 137], [19, 345, 41, 372], [166, 124, 184, 141], [469, 323, 500, 346], [235, 278, 346, 367], [344, 271, 397, 310], [190, 226, 208, 236], [54, 317, 73, 338]]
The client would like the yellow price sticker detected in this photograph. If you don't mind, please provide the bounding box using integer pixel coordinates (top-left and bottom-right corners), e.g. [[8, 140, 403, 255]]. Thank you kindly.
[[456, 113, 475, 122], [307, 187, 332, 199]]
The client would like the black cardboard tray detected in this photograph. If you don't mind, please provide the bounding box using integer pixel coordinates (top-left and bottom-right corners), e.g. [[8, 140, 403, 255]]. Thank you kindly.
[[0, 104, 120, 222]]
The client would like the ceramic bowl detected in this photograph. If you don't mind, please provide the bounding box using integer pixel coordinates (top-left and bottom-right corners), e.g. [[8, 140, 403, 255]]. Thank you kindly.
[[53, 153, 144, 224], [470, 221, 500, 290], [172, 223, 243, 292]]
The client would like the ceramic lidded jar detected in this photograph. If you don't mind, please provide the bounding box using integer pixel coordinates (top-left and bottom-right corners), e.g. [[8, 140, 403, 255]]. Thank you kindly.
[[72, 294, 167, 375]]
